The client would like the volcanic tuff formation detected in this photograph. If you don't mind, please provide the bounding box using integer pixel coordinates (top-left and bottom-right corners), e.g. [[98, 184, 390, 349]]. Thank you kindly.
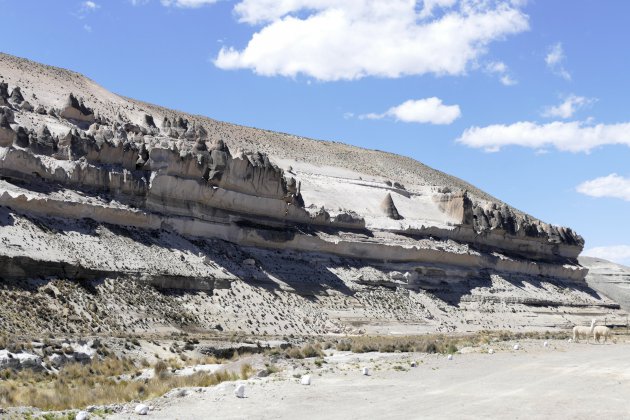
[[0, 53, 624, 336]]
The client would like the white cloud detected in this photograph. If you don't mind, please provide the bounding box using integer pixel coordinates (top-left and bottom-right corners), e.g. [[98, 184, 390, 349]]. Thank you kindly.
[[215, 0, 530, 81], [485, 60, 517, 85], [360, 98, 461, 125], [83, 24, 93, 32], [545, 42, 571, 81], [457, 120, 630, 153], [542, 95, 594, 119], [83, 1, 99, 10], [576, 174, 630, 201], [75, 1, 100, 19], [583, 245, 630, 266], [161, 0, 217, 7], [499, 74, 517, 86]]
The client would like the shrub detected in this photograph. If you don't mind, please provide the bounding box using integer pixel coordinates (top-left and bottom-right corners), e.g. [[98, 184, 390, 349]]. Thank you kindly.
[[153, 360, 169, 378]]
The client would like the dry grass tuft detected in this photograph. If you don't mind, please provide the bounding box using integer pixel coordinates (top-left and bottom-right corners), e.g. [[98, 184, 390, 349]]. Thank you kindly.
[[0, 356, 244, 411], [284, 343, 324, 359], [333, 330, 571, 354]]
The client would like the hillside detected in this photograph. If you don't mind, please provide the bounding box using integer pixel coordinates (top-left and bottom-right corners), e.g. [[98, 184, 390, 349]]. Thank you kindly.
[[0, 52, 624, 338]]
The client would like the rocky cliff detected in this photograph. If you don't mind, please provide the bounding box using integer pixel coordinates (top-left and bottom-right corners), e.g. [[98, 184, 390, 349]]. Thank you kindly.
[[0, 53, 623, 336]]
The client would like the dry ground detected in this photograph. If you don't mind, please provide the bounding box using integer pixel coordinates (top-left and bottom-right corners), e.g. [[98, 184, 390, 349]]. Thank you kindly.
[[106, 339, 630, 420]]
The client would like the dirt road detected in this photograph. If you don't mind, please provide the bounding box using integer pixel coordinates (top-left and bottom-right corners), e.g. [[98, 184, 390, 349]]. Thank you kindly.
[[108, 340, 630, 420]]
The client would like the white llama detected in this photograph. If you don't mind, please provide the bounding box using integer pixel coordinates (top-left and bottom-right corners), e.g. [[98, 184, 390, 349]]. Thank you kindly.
[[572, 319, 595, 343]]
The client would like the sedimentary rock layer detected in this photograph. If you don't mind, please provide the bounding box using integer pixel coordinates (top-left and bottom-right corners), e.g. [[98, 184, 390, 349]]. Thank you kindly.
[[0, 52, 616, 336]]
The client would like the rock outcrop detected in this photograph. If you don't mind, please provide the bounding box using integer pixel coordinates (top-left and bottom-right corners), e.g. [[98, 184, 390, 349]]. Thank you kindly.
[[0, 114, 15, 146], [0, 52, 617, 337], [59, 93, 95, 124], [0, 82, 9, 106], [381, 193, 403, 220], [9, 86, 24, 104]]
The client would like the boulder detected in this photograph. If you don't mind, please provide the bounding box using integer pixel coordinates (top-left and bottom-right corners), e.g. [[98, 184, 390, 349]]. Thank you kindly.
[[134, 404, 149, 415], [0, 349, 20, 370], [35, 104, 47, 115], [0, 350, 43, 370], [20, 100, 34, 112], [75, 411, 89, 420], [48, 353, 69, 368], [234, 384, 246, 398], [60, 93, 95, 124]]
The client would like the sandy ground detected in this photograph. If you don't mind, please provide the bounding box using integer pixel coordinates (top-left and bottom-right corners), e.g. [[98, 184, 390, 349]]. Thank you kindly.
[[106, 340, 630, 420]]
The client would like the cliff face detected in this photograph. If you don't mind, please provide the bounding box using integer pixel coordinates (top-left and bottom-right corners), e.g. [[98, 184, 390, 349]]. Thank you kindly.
[[0, 53, 620, 336]]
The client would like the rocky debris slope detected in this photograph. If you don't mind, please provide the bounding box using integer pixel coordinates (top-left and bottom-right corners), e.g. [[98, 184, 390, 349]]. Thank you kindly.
[[0, 52, 621, 335]]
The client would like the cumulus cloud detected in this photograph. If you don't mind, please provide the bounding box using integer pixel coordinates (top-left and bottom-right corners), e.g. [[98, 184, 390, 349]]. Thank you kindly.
[[215, 0, 530, 81], [583, 245, 630, 266], [160, 0, 217, 7], [485, 61, 517, 85], [457, 120, 630, 153], [546, 42, 571, 81], [542, 95, 594, 119], [360, 98, 461, 125], [576, 174, 630, 201]]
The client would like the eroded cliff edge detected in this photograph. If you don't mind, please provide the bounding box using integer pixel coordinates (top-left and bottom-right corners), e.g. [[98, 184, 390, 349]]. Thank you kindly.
[[0, 52, 621, 336]]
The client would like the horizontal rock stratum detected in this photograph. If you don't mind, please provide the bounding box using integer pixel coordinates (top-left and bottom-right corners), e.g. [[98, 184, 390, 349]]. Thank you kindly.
[[0, 52, 623, 336]]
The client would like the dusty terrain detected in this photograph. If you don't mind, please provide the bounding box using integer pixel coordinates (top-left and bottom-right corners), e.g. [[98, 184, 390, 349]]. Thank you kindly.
[[101, 339, 630, 420]]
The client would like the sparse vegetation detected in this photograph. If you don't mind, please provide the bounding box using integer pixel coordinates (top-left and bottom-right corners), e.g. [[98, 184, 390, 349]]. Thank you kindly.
[[0, 355, 247, 411], [284, 343, 325, 359], [332, 330, 572, 355]]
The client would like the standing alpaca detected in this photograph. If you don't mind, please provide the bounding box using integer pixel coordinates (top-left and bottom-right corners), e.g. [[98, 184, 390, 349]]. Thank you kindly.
[[593, 323, 612, 344], [572, 319, 595, 343]]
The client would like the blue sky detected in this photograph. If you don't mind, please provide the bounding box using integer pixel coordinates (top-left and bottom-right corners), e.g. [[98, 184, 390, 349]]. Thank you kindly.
[[1, 0, 630, 265]]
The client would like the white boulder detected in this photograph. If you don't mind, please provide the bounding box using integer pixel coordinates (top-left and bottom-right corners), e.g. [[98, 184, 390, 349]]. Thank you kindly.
[[362, 367, 369, 376], [234, 384, 246, 398], [134, 404, 149, 415], [300, 375, 311, 385], [75, 411, 89, 420]]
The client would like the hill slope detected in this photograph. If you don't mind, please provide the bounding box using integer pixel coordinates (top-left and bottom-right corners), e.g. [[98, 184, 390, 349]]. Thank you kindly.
[[0, 52, 623, 337]]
